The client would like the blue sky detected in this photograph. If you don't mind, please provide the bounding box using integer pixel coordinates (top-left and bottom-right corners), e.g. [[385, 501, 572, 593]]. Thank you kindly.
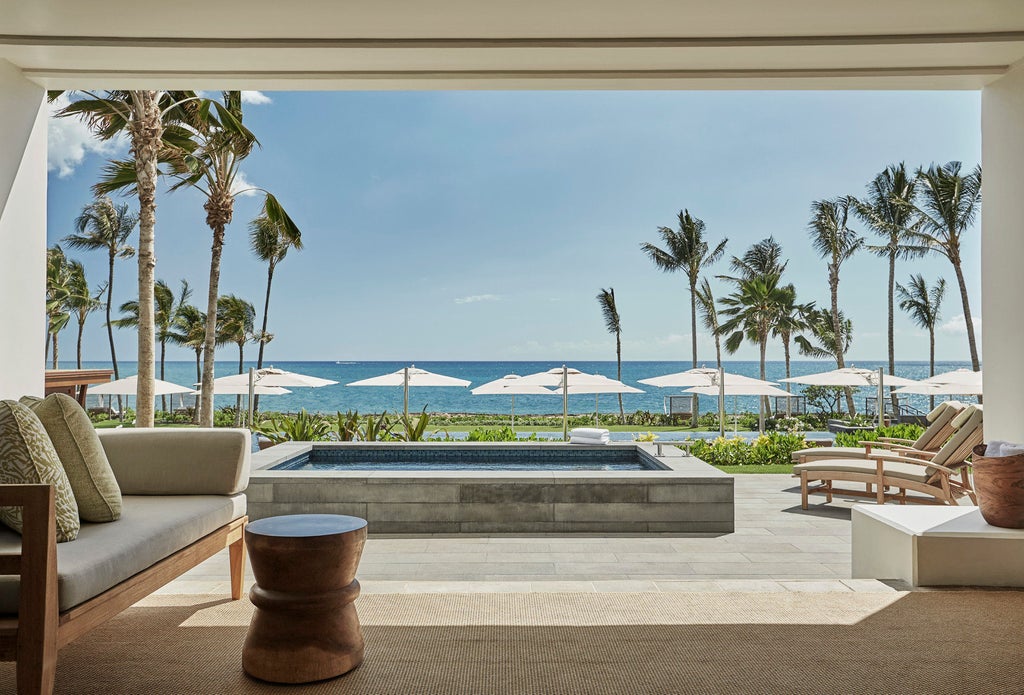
[[46, 90, 981, 364]]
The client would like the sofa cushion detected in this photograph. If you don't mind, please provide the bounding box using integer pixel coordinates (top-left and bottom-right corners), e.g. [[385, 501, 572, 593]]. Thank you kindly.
[[793, 459, 934, 484], [0, 400, 80, 542], [21, 393, 122, 522], [0, 493, 246, 613]]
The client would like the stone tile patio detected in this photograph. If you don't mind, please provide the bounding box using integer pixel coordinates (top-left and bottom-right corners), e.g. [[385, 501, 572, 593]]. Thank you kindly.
[[168, 474, 906, 594]]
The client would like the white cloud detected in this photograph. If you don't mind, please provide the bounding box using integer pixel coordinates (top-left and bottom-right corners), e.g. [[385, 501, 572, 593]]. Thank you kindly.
[[454, 294, 501, 305], [241, 91, 272, 105], [47, 94, 125, 178], [230, 169, 260, 198], [939, 314, 982, 335]]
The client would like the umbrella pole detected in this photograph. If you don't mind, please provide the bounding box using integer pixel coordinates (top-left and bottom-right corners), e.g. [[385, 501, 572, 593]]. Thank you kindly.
[[718, 367, 726, 438], [877, 367, 884, 428], [562, 365, 568, 441], [247, 367, 255, 428]]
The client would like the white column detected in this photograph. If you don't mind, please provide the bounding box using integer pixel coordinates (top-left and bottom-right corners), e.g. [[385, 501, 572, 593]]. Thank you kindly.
[[982, 60, 1024, 441], [0, 61, 47, 399]]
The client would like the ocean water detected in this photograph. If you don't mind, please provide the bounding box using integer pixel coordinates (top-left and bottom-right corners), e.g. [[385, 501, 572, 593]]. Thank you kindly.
[[60, 359, 976, 416]]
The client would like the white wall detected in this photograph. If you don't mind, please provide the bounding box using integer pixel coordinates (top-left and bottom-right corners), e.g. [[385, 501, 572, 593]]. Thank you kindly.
[[981, 60, 1024, 441], [0, 60, 46, 398]]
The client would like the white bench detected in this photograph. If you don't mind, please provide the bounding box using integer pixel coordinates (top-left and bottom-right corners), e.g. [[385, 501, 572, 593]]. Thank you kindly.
[[851, 505, 1024, 587]]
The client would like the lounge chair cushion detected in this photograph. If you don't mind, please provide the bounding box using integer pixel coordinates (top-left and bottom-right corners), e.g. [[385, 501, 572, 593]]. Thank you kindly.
[[793, 459, 934, 484], [0, 401, 80, 542], [790, 446, 873, 463], [21, 393, 122, 522], [0, 493, 246, 613]]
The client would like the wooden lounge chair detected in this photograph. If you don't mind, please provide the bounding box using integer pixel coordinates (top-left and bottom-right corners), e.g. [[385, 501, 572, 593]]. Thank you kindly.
[[793, 405, 983, 508], [790, 400, 965, 464]]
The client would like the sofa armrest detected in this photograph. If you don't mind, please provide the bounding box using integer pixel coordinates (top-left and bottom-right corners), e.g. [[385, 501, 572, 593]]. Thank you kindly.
[[97, 428, 250, 495]]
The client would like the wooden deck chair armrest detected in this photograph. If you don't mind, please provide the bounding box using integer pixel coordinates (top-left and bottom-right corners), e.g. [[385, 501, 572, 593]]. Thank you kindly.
[[877, 438, 916, 445], [866, 441, 918, 451], [866, 453, 958, 475]]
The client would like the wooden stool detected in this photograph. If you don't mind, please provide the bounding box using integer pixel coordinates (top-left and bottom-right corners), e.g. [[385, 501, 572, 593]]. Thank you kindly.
[[242, 514, 368, 683]]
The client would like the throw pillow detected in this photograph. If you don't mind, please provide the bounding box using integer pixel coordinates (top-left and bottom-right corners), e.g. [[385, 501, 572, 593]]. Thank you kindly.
[[0, 400, 80, 542], [22, 394, 122, 522]]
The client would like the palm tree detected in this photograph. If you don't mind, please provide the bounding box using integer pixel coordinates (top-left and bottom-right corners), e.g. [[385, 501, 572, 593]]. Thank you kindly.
[[64, 196, 137, 409], [694, 278, 723, 369], [216, 295, 256, 425], [796, 308, 853, 365], [719, 274, 789, 422], [155, 92, 299, 427], [168, 304, 207, 423], [111, 280, 192, 413], [896, 275, 947, 410], [771, 285, 814, 414], [907, 162, 983, 371], [45, 245, 73, 368], [249, 213, 303, 413], [641, 210, 728, 369], [54, 90, 183, 428], [808, 198, 863, 415], [596, 287, 624, 423], [721, 236, 788, 282], [851, 164, 928, 409], [64, 261, 104, 370]]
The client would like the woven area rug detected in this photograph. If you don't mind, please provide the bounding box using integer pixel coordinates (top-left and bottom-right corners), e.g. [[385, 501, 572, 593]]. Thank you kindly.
[[2, 590, 1022, 694]]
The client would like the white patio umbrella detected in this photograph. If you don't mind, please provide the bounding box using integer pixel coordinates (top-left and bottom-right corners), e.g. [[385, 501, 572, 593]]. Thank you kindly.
[[563, 376, 644, 427], [471, 374, 556, 429], [685, 382, 794, 434], [517, 366, 635, 439], [639, 367, 779, 437], [780, 367, 919, 426], [91, 375, 197, 421], [347, 365, 471, 419], [892, 382, 983, 396], [923, 368, 983, 388], [209, 367, 338, 425]]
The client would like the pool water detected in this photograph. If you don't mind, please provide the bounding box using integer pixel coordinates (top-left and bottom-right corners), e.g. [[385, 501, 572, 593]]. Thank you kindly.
[[271, 446, 663, 471]]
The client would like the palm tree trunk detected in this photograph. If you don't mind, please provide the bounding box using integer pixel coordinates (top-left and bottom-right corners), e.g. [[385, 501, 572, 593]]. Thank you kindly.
[[131, 90, 162, 429], [235, 343, 244, 427], [106, 250, 122, 414], [783, 333, 792, 417], [887, 251, 899, 415], [199, 224, 227, 427], [689, 279, 698, 426], [51, 334, 58, 370], [193, 348, 202, 425], [830, 269, 856, 416], [928, 327, 936, 412], [616, 331, 624, 424], [159, 340, 167, 414], [713, 331, 722, 370], [44, 323, 50, 365], [76, 320, 84, 370], [951, 256, 980, 371], [758, 336, 767, 430], [253, 261, 275, 415]]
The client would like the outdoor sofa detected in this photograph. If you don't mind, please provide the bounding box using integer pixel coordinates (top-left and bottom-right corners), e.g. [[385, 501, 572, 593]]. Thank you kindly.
[[0, 421, 249, 694]]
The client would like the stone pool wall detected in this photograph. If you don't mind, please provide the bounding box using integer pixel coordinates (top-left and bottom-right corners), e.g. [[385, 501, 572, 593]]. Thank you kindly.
[[246, 443, 734, 534]]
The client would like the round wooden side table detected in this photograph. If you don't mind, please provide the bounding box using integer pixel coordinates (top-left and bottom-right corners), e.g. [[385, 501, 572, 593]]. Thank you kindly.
[[242, 514, 368, 683]]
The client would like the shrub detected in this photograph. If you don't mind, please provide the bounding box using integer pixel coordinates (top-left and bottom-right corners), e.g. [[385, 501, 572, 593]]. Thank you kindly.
[[833, 423, 925, 448], [688, 432, 808, 467], [466, 427, 539, 442], [253, 409, 334, 444]]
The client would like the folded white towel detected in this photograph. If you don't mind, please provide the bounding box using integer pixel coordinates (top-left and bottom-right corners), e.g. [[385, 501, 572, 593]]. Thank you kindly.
[[984, 440, 1024, 457], [570, 428, 611, 439], [570, 436, 609, 445]]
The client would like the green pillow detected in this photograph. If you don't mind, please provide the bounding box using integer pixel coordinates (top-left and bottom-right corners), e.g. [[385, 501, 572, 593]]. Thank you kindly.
[[21, 394, 122, 522], [0, 400, 80, 542]]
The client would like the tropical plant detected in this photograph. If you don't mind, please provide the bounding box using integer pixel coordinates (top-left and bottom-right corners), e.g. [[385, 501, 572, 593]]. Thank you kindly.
[[112, 279, 193, 412], [167, 303, 207, 390], [466, 427, 539, 442], [851, 163, 927, 409], [834, 423, 925, 447], [44, 245, 73, 368], [249, 213, 304, 413], [694, 278, 723, 369], [63, 196, 137, 407], [687, 432, 809, 467], [907, 161, 982, 371], [771, 284, 814, 398], [808, 197, 863, 415], [155, 91, 300, 427], [394, 407, 432, 442], [253, 409, 333, 444], [64, 261, 104, 369], [53, 89, 188, 428], [641, 210, 728, 369], [802, 384, 847, 416], [896, 274, 947, 410], [596, 287, 624, 423], [335, 410, 395, 442], [216, 294, 256, 425], [721, 236, 788, 282]]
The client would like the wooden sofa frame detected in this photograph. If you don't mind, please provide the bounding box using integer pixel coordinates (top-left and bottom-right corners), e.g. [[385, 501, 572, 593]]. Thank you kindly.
[[0, 484, 246, 694]]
